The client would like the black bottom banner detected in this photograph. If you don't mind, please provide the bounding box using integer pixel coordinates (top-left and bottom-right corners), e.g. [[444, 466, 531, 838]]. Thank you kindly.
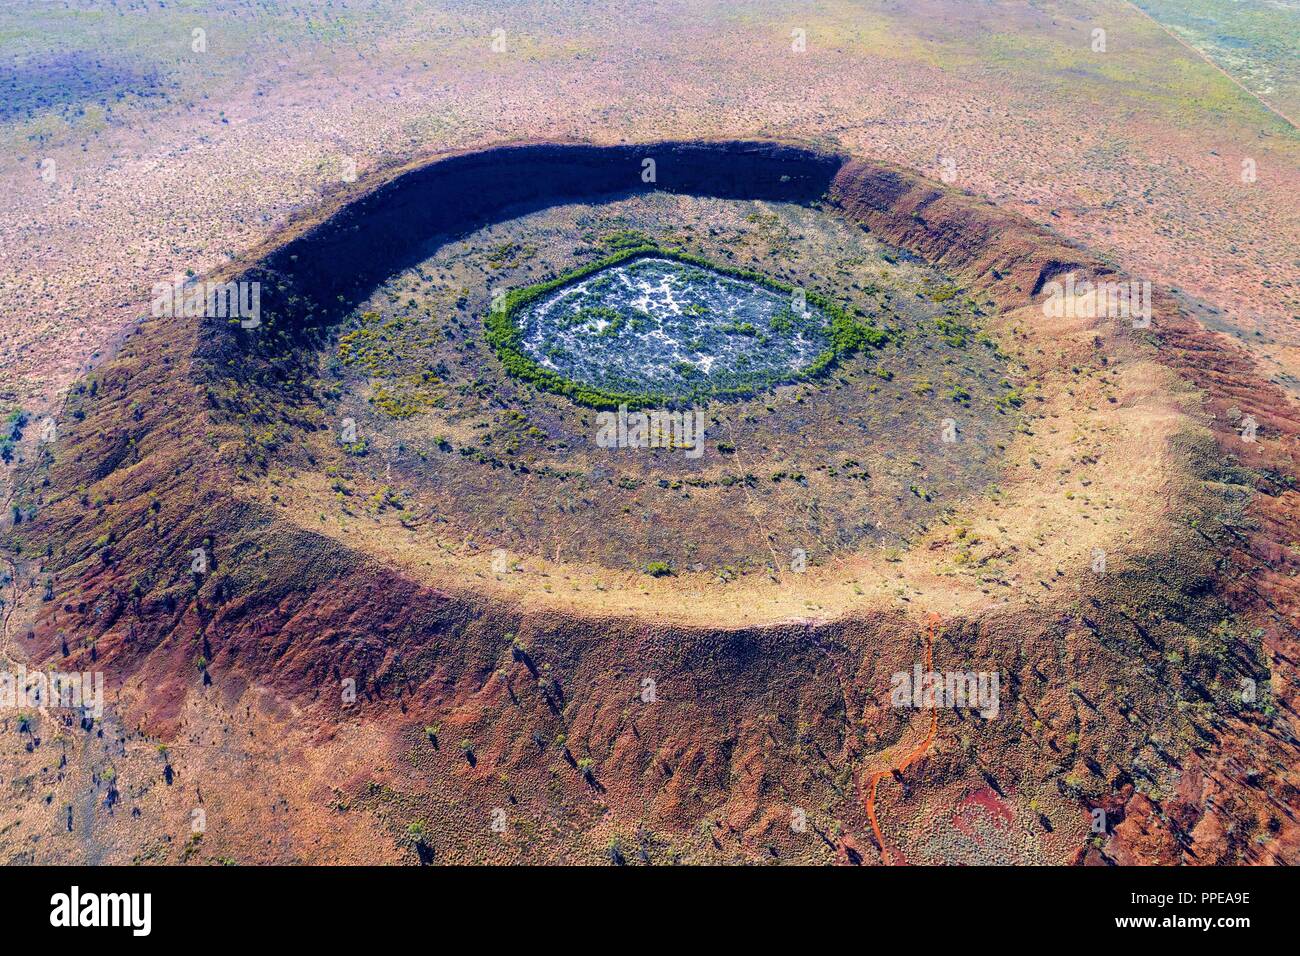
[[0, 863, 1276, 943]]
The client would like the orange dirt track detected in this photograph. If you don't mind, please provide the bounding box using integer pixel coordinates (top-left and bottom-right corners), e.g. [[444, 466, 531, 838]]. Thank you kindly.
[[865, 613, 941, 866]]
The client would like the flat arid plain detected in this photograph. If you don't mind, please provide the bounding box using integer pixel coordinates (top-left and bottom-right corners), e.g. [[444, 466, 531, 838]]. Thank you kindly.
[[0, 0, 1297, 867]]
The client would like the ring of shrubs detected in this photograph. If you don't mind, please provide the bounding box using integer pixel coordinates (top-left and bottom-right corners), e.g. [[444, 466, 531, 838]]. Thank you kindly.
[[485, 243, 892, 409]]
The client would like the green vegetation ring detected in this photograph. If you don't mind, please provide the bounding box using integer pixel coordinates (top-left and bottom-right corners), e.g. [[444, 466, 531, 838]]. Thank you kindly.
[[485, 244, 891, 408]]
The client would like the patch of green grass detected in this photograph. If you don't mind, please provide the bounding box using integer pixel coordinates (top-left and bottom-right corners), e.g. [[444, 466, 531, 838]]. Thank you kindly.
[[0, 409, 26, 463]]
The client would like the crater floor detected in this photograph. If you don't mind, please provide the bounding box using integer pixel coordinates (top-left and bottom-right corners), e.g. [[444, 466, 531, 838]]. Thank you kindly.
[[250, 189, 1035, 621]]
